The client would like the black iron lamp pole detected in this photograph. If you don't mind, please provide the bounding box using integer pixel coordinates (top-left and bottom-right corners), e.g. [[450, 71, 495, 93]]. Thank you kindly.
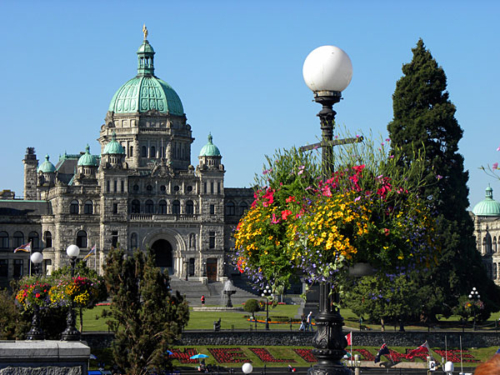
[[469, 287, 480, 331], [261, 285, 272, 331], [302, 46, 357, 375], [61, 245, 81, 341], [26, 252, 44, 340]]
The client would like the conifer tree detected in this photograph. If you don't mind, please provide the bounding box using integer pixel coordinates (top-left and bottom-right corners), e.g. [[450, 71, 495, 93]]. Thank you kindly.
[[104, 247, 189, 375], [388, 39, 500, 318]]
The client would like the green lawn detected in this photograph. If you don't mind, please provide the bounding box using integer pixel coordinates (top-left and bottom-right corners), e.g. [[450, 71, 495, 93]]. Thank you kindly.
[[81, 303, 500, 333]]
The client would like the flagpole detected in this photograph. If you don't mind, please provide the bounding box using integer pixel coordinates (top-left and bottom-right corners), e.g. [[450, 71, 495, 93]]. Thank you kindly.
[[460, 336, 463, 374], [94, 245, 97, 272], [350, 331, 353, 362], [29, 241, 32, 276]]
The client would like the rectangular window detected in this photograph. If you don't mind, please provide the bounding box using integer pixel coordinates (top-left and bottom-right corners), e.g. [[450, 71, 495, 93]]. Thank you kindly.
[[114, 180, 118, 192], [121, 180, 125, 192], [113, 203, 118, 214], [210, 182, 214, 193], [204, 182, 207, 194], [106, 181, 110, 193], [210, 204, 215, 215], [0, 260, 7, 277], [218, 182, 221, 194], [111, 231, 118, 248], [13, 259, 23, 278], [209, 232, 216, 249]]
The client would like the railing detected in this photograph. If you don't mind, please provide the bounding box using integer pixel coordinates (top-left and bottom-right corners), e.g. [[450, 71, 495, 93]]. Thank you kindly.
[[129, 213, 200, 222]]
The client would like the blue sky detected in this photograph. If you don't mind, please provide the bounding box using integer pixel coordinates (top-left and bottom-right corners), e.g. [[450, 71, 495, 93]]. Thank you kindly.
[[0, 1, 498, 209]]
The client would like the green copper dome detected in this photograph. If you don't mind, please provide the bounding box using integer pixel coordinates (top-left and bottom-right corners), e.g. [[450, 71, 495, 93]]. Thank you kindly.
[[38, 155, 56, 173], [77, 145, 99, 167], [473, 185, 500, 216], [103, 133, 125, 155], [199, 133, 221, 157], [108, 38, 184, 116]]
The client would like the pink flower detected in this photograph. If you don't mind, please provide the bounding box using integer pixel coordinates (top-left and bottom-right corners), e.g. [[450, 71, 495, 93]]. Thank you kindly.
[[281, 210, 292, 220], [436, 175, 443, 180], [497, 146, 500, 151], [271, 213, 280, 224], [493, 163, 499, 170]]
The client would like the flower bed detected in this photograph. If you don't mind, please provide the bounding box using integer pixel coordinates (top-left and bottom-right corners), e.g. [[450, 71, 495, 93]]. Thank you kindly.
[[208, 348, 251, 363], [249, 348, 295, 363]]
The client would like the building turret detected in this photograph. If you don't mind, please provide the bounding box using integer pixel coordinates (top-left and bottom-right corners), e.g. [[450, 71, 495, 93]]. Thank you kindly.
[[23, 147, 39, 200], [37, 155, 56, 188], [75, 145, 99, 184]]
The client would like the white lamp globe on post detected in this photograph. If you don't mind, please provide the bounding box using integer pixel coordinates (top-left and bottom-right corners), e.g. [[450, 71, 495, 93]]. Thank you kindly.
[[300, 45, 355, 375], [61, 244, 81, 341], [30, 252, 43, 276], [26, 251, 45, 340], [242, 363, 253, 374]]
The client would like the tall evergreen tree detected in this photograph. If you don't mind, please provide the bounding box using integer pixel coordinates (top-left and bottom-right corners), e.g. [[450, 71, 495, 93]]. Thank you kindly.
[[388, 39, 500, 318], [104, 248, 190, 375]]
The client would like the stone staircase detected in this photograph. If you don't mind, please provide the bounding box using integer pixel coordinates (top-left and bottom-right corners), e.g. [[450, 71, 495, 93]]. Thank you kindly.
[[169, 277, 259, 307]]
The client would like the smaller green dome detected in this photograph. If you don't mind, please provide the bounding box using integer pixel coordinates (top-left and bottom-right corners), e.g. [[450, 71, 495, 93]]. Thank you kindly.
[[77, 145, 99, 167], [103, 133, 125, 155], [38, 155, 56, 173], [199, 133, 221, 157], [473, 185, 500, 216], [137, 40, 155, 54]]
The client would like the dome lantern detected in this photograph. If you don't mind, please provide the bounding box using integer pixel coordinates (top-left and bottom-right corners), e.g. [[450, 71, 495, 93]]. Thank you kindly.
[[199, 133, 221, 157], [38, 155, 56, 173], [77, 145, 99, 167]]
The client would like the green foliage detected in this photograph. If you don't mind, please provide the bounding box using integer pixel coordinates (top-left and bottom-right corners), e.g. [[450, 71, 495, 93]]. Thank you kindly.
[[243, 299, 260, 317], [387, 39, 500, 318], [0, 288, 29, 339], [103, 247, 190, 375]]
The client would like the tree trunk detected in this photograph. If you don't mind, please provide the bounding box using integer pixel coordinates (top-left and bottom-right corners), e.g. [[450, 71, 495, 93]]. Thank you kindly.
[[380, 318, 385, 332]]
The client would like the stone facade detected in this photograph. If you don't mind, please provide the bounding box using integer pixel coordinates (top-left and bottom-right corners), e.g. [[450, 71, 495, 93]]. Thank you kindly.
[[0, 35, 253, 288]]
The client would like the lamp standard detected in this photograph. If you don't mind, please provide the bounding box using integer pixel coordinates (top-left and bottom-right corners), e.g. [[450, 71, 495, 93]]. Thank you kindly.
[[261, 285, 272, 331], [302, 45, 355, 375], [61, 244, 81, 341], [26, 252, 44, 340], [469, 287, 480, 331], [202, 261, 207, 277]]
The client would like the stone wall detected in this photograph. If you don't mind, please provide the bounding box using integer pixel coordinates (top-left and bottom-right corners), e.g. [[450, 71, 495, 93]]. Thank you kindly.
[[82, 330, 500, 350]]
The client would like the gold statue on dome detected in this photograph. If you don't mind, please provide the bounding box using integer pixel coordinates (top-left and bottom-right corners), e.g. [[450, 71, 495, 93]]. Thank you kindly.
[[142, 24, 148, 40]]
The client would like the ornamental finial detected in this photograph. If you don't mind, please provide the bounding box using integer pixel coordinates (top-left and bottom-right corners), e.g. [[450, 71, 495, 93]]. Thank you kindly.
[[142, 24, 148, 40]]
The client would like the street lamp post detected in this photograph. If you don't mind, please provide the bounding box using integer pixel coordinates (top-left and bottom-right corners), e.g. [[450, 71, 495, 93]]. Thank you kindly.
[[301, 45, 355, 375], [26, 252, 44, 340], [469, 287, 481, 331], [61, 244, 81, 341], [261, 285, 272, 331]]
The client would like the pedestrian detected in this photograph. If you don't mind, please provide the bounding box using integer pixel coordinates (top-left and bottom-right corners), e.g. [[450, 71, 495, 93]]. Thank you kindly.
[[306, 311, 314, 331], [299, 313, 306, 331], [201, 295, 205, 306]]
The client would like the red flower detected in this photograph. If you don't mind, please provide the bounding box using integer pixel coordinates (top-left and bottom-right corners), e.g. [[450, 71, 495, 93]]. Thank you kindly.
[[286, 196, 296, 203], [281, 210, 292, 221], [35, 293, 41, 298]]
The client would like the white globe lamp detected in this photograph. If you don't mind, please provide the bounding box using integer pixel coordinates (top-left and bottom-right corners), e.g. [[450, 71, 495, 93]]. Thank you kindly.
[[30, 252, 43, 264], [303, 45, 353, 95], [66, 244, 80, 258], [242, 363, 253, 374]]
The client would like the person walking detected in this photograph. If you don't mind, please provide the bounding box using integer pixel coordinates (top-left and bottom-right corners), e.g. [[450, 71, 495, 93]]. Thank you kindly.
[[306, 311, 314, 331], [201, 295, 205, 306], [299, 313, 306, 331]]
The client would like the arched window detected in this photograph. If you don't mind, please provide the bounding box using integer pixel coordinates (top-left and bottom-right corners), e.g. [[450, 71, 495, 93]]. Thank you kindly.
[[76, 231, 87, 248], [131, 233, 138, 249], [0, 232, 9, 249], [239, 202, 249, 216], [70, 200, 79, 214], [13, 231, 24, 249], [133, 184, 139, 192], [142, 146, 147, 157], [150, 146, 156, 158], [84, 200, 93, 214], [484, 233, 492, 255], [28, 232, 39, 250], [131, 199, 141, 214], [158, 200, 167, 214], [494, 237, 498, 253], [186, 200, 194, 215], [44, 231, 52, 248], [225, 202, 236, 216], [172, 200, 180, 215], [145, 200, 154, 214], [129, 146, 134, 157]]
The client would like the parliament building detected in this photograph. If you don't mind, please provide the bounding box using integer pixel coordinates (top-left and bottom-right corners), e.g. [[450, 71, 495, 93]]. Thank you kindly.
[[0, 31, 253, 288]]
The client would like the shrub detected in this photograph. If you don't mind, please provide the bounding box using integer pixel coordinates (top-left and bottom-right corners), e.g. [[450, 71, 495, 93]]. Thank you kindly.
[[243, 299, 260, 318]]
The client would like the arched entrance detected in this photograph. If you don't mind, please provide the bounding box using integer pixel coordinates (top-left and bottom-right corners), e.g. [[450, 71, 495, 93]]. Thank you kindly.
[[151, 239, 173, 275]]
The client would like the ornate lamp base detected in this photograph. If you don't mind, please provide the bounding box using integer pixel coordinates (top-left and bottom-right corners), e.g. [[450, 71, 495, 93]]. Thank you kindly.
[[26, 307, 45, 340], [61, 326, 81, 341]]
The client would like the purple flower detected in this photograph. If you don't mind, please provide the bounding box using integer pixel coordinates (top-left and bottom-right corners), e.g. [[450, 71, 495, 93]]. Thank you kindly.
[[436, 175, 443, 180]]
